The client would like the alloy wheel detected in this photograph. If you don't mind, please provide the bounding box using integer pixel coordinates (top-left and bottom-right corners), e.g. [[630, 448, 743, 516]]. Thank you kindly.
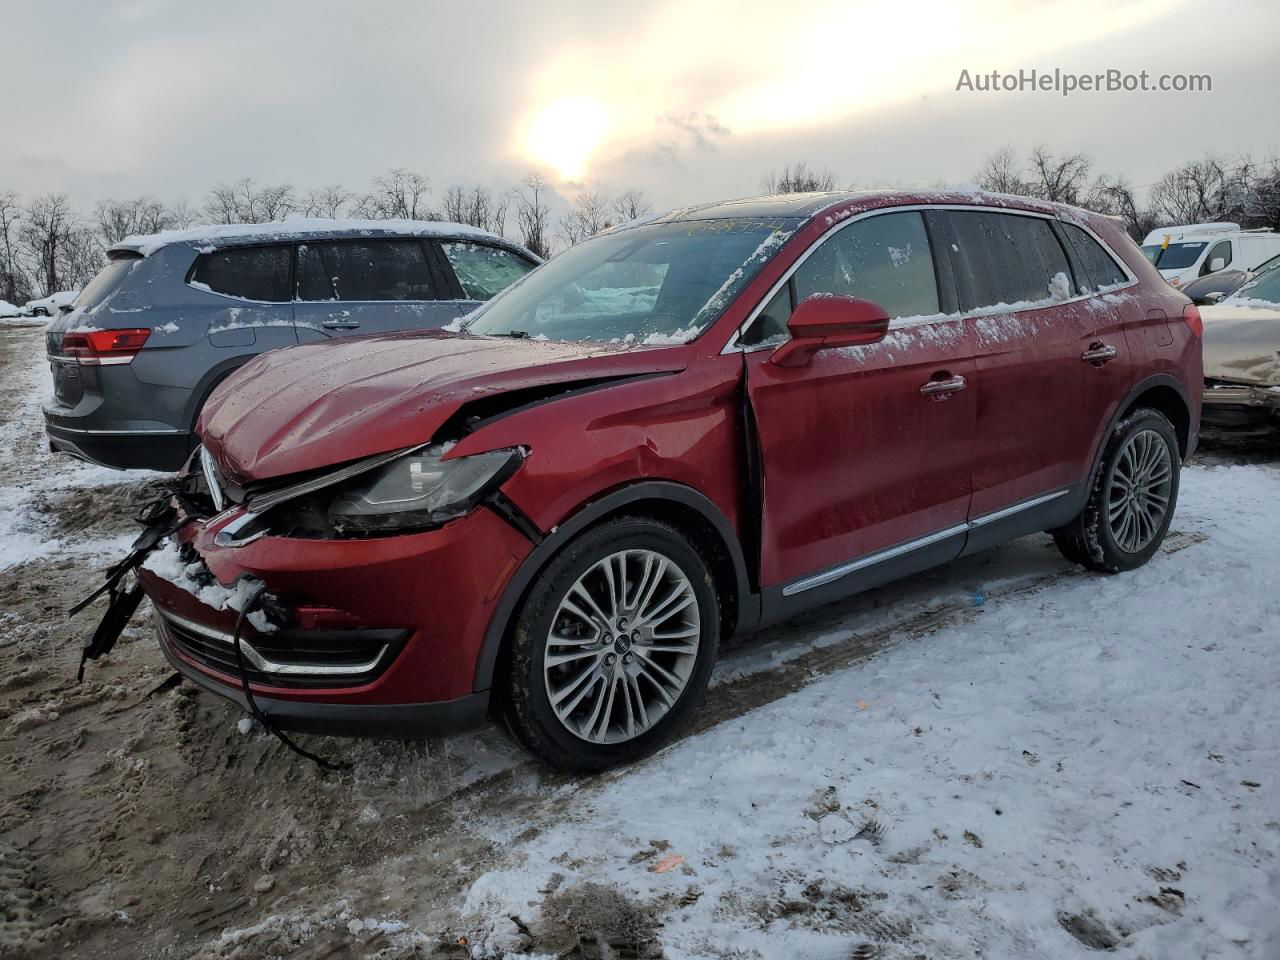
[[1107, 428, 1173, 554], [542, 549, 701, 744]]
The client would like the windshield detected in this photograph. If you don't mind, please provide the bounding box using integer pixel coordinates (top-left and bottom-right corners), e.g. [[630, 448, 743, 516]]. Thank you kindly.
[[1142, 241, 1207, 270], [1228, 266, 1280, 306], [466, 217, 801, 344]]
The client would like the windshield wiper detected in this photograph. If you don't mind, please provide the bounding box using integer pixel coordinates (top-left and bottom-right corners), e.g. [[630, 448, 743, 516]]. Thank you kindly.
[[494, 330, 530, 339]]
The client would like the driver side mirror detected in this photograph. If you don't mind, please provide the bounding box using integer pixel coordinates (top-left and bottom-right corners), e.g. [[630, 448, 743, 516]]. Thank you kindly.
[[769, 294, 890, 368], [1207, 257, 1227, 272]]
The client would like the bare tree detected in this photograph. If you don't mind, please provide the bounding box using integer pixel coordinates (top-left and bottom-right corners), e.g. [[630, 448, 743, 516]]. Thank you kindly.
[[203, 178, 296, 223], [164, 198, 199, 229], [1149, 156, 1233, 225], [300, 184, 352, 219], [1085, 175, 1156, 240], [20, 193, 77, 295], [558, 190, 612, 246], [0, 191, 27, 303], [974, 146, 1027, 195], [204, 182, 241, 224], [612, 189, 652, 223], [255, 183, 297, 221], [359, 168, 433, 220], [94, 195, 172, 246], [516, 173, 552, 259], [762, 161, 836, 194], [1025, 145, 1093, 205]]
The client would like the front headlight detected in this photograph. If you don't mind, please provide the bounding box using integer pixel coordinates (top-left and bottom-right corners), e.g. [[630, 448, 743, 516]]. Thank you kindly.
[[326, 445, 525, 534]]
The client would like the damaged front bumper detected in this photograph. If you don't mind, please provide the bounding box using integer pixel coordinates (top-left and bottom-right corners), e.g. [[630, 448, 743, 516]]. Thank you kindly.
[[134, 497, 533, 738], [1202, 379, 1280, 412]]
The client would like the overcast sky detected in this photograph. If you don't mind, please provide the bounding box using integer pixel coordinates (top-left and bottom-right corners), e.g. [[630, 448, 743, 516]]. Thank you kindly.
[[4, 0, 1277, 220]]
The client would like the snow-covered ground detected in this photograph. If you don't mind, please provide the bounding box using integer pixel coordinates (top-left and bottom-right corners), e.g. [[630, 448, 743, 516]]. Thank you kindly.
[[0, 323, 1277, 959], [461, 460, 1280, 958], [0, 328, 161, 571]]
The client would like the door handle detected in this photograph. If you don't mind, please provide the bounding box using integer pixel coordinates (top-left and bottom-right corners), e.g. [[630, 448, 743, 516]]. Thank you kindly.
[[1081, 342, 1117, 365], [919, 373, 967, 400], [321, 320, 361, 330]]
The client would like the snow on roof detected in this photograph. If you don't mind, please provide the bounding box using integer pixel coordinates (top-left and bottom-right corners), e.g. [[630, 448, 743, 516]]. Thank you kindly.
[[113, 218, 504, 256]]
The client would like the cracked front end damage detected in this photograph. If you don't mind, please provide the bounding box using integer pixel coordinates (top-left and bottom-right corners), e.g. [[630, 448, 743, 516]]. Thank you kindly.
[[1200, 305, 1280, 422], [135, 474, 534, 737]]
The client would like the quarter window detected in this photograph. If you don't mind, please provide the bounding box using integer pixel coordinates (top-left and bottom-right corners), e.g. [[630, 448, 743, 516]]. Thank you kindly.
[[190, 245, 292, 302], [440, 242, 535, 300], [791, 211, 940, 319], [948, 211, 1074, 309], [296, 240, 437, 302], [1060, 223, 1128, 291]]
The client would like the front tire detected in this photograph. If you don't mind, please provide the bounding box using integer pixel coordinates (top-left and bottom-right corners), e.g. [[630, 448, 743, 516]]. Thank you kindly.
[[499, 517, 720, 772], [1053, 408, 1180, 573]]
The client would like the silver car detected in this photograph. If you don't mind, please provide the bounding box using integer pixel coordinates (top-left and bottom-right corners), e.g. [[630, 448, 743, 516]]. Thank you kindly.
[[1200, 265, 1280, 426], [43, 220, 538, 470]]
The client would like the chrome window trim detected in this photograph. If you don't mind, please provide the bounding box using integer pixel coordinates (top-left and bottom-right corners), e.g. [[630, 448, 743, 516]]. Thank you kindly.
[[159, 608, 388, 678], [722, 203, 1139, 355], [781, 487, 1071, 596]]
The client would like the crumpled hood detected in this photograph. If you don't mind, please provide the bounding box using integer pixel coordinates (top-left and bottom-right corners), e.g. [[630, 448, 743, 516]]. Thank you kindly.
[[1200, 303, 1280, 386], [200, 332, 684, 484]]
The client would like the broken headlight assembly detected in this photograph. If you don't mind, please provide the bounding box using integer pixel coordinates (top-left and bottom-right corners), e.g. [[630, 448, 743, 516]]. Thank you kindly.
[[326, 445, 525, 535], [216, 444, 527, 544]]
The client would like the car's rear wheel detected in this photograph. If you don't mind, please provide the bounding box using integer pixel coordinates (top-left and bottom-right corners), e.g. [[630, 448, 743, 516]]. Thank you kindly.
[[1052, 408, 1180, 573], [499, 517, 719, 771]]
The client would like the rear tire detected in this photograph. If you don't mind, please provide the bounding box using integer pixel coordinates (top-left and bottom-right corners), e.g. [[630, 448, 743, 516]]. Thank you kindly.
[[1052, 408, 1180, 573], [499, 516, 720, 772]]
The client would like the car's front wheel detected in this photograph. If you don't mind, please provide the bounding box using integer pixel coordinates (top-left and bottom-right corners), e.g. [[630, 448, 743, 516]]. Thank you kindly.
[[1053, 407, 1180, 573], [500, 516, 720, 771]]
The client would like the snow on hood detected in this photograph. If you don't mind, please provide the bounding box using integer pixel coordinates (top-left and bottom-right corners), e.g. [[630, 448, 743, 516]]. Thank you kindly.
[[113, 218, 504, 257], [1200, 302, 1280, 385], [199, 332, 687, 484]]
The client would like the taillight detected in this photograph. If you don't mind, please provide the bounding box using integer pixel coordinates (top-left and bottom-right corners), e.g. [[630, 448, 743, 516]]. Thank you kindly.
[[1182, 304, 1203, 339], [60, 328, 151, 365]]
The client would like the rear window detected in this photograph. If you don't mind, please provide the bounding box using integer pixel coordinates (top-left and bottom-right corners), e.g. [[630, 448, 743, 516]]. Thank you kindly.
[[1060, 224, 1128, 291], [190, 245, 292, 302], [296, 240, 437, 302], [948, 211, 1074, 309], [77, 255, 140, 310], [440, 242, 534, 301]]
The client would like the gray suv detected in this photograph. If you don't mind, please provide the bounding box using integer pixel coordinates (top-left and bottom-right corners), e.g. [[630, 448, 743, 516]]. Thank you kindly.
[[43, 221, 538, 470]]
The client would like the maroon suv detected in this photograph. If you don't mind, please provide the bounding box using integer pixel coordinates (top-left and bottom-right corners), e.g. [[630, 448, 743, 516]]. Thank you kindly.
[[137, 191, 1202, 770]]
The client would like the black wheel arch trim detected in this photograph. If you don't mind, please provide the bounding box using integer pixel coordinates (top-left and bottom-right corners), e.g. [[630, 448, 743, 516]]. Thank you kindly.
[[1092, 373, 1194, 482], [472, 480, 758, 693]]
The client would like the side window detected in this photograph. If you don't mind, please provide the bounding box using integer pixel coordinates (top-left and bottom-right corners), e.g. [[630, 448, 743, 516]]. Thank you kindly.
[[948, 211, 1074, 309], [190, 245, 291, 302], [296, 240, 436, 302], [792, 211, 940, 318], [440, 242, 535, 300], [1201, 239, 1232, 276], [740, 283, 793, 346], [1060, 223, 1128, 292]]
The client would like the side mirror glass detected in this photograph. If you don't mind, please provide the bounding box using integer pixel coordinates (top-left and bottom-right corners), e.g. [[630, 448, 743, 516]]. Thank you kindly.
[[769, 294, 890, 368]]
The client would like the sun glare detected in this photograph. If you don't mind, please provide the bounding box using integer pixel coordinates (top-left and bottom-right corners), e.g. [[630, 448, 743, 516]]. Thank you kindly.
[[524, 95, 609, 180]]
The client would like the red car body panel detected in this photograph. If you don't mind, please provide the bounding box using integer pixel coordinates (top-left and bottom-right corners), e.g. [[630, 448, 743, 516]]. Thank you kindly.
[[140, 190, 1202, 734], [746, 326, 977, 586], [141, 503, 532, 705], [199, 331, 686, 484]]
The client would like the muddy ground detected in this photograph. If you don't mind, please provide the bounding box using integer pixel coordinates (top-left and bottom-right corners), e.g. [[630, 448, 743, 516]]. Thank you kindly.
[[1, 325, 1277, 959]]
